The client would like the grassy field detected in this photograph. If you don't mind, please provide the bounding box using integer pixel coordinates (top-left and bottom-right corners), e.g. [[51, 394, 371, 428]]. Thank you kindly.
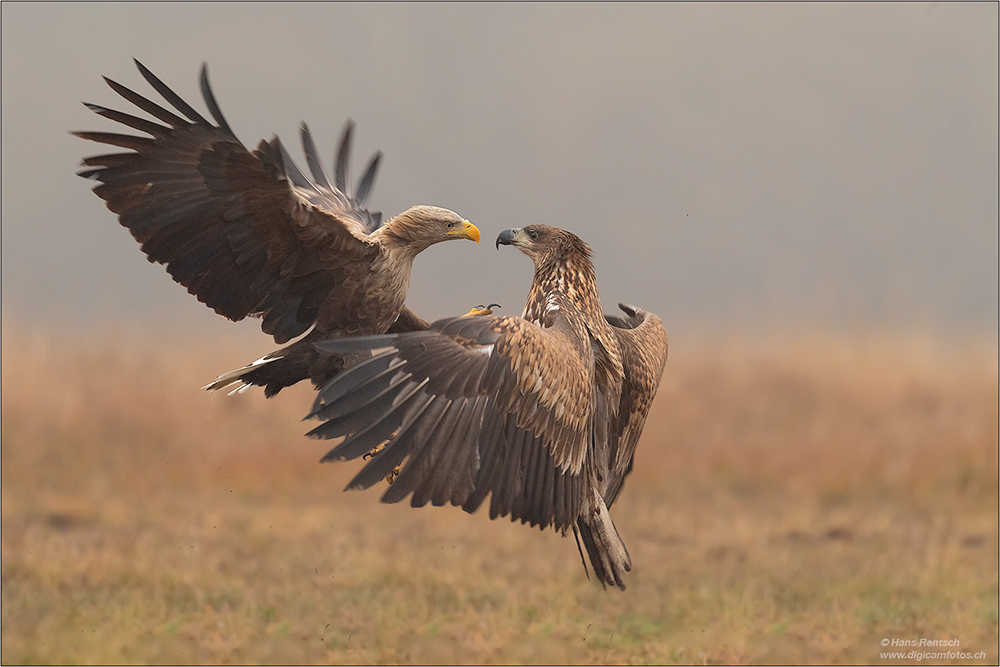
[[2, 323, 997, 664]]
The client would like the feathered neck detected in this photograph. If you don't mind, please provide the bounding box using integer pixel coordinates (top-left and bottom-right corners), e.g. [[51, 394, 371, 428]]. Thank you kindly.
[[523, 237, 602, 326], [375, 215, 429, 261]]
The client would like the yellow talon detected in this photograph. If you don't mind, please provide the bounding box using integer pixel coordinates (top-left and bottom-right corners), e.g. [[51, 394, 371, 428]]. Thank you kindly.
[[385, 466, 401, 485], [363, 442, 387, 460], [363, 434, 406, 485], [462, 303, 501, 317], [364, 443, 401, 485]]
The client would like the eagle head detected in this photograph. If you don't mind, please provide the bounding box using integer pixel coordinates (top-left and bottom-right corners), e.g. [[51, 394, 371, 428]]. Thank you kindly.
[[495, 225, 592, 269], [386, 205, 480, 253]]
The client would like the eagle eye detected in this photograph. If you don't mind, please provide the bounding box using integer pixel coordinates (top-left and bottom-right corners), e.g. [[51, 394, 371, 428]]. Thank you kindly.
[[527, 229, 538, 240]]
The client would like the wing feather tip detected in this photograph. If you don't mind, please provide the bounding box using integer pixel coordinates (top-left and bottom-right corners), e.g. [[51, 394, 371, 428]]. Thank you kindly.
[[320, 443, 352, 462]]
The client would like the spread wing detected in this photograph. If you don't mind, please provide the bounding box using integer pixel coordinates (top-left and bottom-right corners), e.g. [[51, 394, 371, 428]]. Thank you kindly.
[[305, 313, 599, 531], [604, 303, 669, 506], [75, 59, 386, 344]]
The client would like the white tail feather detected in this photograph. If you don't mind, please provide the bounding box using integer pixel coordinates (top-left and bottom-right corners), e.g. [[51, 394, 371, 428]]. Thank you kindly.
[[202, 353, 279, 393]]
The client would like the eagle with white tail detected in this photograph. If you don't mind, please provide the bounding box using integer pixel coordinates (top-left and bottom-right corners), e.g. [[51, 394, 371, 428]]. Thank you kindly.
[[75, 60, 481, 397]]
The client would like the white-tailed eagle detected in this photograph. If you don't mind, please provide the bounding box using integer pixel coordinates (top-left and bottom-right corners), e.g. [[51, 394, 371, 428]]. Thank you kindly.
[[308, 225, 669, 590], [75, 60, 481, 396]]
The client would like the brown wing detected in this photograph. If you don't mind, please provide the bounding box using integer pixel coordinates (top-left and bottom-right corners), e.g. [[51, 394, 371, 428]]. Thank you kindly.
[[385, 306, 432, 333], [75, 59, 386, 344], [603, 303, 669, 506], [305, 312, 598, 531]]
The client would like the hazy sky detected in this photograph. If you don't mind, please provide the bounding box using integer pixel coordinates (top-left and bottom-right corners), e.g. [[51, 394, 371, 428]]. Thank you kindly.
[[2, 3, 997, 342]]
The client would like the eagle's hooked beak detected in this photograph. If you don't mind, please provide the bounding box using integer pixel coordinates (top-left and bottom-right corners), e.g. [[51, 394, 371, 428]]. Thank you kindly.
[[450, 220, 480, 243], [496, 227, 519, 249]]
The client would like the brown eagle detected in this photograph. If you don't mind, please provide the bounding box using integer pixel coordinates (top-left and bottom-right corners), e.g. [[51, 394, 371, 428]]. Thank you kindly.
[[74, 60, 481, 396], [307, 225, 669, 590]]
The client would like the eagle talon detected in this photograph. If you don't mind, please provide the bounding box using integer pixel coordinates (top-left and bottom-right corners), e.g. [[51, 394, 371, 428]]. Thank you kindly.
[[385, 465, 401, 485], [462, 303, 501, 317], [363, 443, 399, 483], [363, 442, 388, 460]]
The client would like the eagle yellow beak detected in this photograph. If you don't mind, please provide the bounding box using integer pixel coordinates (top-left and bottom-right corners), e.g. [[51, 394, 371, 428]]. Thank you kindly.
[[450, 220, 480, 243]]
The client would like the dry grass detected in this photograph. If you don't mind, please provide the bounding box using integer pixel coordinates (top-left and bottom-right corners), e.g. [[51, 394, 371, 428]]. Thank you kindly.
[[2, 323, 997, 664]]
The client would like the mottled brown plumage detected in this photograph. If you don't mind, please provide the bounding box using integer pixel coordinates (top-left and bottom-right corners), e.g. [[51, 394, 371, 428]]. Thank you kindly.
[[75, 60, 480, 396], [307, 225, 669, 590]]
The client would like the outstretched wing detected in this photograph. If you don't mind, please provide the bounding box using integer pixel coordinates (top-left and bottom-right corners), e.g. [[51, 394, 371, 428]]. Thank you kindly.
[[75, 59, 386, 344], [603, 303, 669, 506], [305, 313, 598, 531]]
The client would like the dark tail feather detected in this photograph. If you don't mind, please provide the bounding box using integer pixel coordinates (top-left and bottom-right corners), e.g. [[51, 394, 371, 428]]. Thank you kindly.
[[573, 492, 631, 591], [572, 525, 591, 582]]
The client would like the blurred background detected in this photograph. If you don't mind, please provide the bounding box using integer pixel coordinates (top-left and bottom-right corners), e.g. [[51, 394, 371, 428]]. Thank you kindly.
[[2, 2, 996, 341], [2, 4, 997, 664]]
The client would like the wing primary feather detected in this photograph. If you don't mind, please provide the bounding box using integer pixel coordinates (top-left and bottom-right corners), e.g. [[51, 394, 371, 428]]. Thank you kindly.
[[308, 373, 413, 442], [554, 466, 573, 530], [309, 360, 410, 423], [476, 399, 504, 466], [80, 152, 148, 169], [491, 427, 529, 521], [334, 121, 353, 193], [552, 467, 565, 528], [524, 428, 551, 526], [348, 396, 449, 491], [343, 385, 436, 467], [310, 389, 401, 437], [355, 151, 382, 208], [321, 380, 432, 460], [272, 137, 313, 189], [198, 63, 234, 136], [460, 401, 504, 514], [300, 122, 333, 191], [569, 471, 586, 528], [518, 429, 542, 524], [416, 393, 483, 507], [404, 398, 470, 507], [389, 397, 468, 505], [77, 168, 104, 180], [133, 59, 209, 125], [102, 76, 188, 127], [309, 349, 399, 414], [518, 431, 545, 524], [92, 169, 201, 187], [431, 394, 487, 506], [73, 131, 156, 151], [380, 396, 455, 503], [82, 103, 166, 137], [472, 410, 513, 506], [538, 439, 556, 529]]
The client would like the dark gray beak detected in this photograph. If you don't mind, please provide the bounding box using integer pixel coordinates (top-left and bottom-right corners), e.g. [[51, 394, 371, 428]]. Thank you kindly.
[[496, 228, 519, 249]]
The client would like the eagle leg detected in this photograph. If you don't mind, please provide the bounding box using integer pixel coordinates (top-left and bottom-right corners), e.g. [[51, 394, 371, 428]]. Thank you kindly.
[[461, 303, 502, 317], [362, 442, 387, 460], [362, 442, 402, 485]]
